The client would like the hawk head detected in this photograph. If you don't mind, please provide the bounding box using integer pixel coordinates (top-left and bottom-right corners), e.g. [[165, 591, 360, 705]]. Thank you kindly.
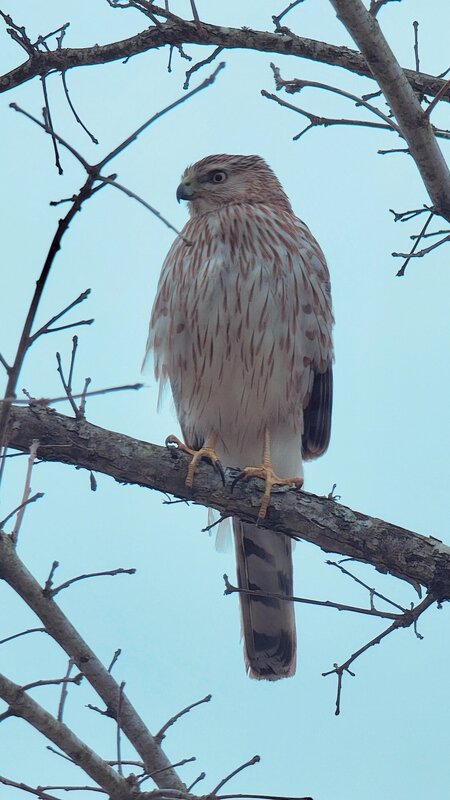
[[176, 154, 293, 216]]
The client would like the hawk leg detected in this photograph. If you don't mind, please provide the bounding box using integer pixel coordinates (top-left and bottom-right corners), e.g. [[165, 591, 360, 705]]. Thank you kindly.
[[165, 433, 224, 487], [231, 428, 303, 520]]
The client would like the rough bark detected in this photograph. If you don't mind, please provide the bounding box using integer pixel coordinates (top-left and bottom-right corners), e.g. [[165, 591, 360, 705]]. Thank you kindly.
[[1, 18, 449, 103], [5, 402, 450, 598]]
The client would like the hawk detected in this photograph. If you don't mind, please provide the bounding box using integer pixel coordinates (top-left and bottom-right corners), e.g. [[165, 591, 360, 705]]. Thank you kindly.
[[146, 154, 333, 679]]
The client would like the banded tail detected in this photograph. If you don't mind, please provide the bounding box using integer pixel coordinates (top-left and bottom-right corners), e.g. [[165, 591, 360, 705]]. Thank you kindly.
[[233, 520, 296, 680]]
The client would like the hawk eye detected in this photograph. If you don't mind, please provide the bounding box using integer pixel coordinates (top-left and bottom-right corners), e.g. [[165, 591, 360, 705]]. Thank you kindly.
[[210, 170, 227, 184]]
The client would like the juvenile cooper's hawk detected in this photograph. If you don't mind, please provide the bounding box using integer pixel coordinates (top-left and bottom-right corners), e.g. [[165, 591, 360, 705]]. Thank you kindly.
[[146, 154, 333, 680]]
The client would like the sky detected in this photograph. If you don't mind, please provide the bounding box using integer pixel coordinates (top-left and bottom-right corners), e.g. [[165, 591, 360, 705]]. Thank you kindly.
[[1, 1, 450, 799]]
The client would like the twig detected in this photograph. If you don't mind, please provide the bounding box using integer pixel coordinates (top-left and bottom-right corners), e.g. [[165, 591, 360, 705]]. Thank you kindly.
[[217, 795, 313, 800], [183, 47, 224, 90], [223, 575, 400, 619], [262, 90, 397, 141], [0, 627, 46, 646], [61, 70, 99, 144], [369, 0, 401, 16], [155, 694, 212, 744], [57, 659, 75, 722], [41, 74, 62, 174], [272, 0, 306, 30], [211, 756, 261, 794], [0, 491, 44, 532], [9, 439, 40, 543], [97, 61, 225, 170], [270, 64, 402, 133], [413, 20, 420, 72], [22, 674, 83, 693], [325, 560, 406, 612], [322, 594, 436, 715], [145, 757, 196, 784], [29, 290, 92, 344], [56, 348, 80, 418], [424, 77, 450, 118], [0, 776, 61, 800], [394, 210, 435, 276], [116, 681, 125, 776], [43, 561, 59, 594], [98, 176, 188, 241], [0, 353, 10, 373], [5, 382, 144, 406], [393, 233, 450, 261], [187, 773, 206, 792], [108, 649, 122, 673], [47, 567, 136, 598]]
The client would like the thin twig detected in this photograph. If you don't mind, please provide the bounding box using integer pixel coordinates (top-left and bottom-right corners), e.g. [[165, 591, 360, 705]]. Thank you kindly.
[[48, 567, 136, 598], [223, 575, 400, 619], [272, 0, 306, 29], [116, 681, 125, 776], [0, 627, 46, 646], [424, 77, 450, 118], [0, 776, 61, 800], [29, 290, 91, 344], [413, 20, 420, 72], [99, 176, 188, 241], [211, 756, 261, 795], [10, 439, 40, 543], [61, 70, 99, 144], [108, 649, 122, 673], [155, 694, 212, 744], [395, 210, 435, 276], [322, 594, 436, 715], [97, 61, 225, 170], [0, 491, 44, 531], [187, 773, 206, 792], [4, 382, 144, 407], [325, 561, 406, 612], [57, 659, 75, 722], [393, 233, 450, 260], [183, 47, 224, 90]]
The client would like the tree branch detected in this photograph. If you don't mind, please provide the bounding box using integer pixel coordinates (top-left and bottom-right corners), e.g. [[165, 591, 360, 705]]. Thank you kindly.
[[0, 527, 186, 792], [3, 403, 450, 598], [1, 16, 449, 104], [328, 0, 450, 220]]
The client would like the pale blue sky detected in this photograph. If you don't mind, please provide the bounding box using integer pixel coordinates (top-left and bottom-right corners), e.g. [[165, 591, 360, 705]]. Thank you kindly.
[[1, 2, 450, 799]]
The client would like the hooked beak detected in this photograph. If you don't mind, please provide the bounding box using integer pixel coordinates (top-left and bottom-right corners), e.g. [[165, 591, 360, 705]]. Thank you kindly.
[[176, 181, 195, 203]]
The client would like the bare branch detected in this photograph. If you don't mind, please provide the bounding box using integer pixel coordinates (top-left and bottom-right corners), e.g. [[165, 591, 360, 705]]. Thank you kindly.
[[46, 567, 136, 598], [211, 756, 261, 794], [322, 594, 436, 715], [0, 491, 44, 531], [0, 673, 129, 796], [1, 18, 449, 104], [57, 658, 75, 722], [155, 694, 212, 744], [5, 403, 449, 598], [0, 532, 186, 790], [223, 574, 401, 619], [0, 627, 46, 646], [328, 0, 450, 220]]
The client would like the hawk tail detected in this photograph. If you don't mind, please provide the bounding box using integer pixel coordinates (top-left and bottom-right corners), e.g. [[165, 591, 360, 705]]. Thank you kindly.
[[233, 519, 296, 680]]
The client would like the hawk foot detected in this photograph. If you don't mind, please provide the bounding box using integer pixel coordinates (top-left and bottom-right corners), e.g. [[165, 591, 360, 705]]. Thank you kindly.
[[231, 464, 303, 521], [165, 434, 224, 487]]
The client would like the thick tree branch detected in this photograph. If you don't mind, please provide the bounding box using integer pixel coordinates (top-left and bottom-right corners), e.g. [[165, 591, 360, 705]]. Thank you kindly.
[[328, 0, 450, 220], [1, 18, 449, 103], [4, 403, 450, 598], [0, 673, 129, 798], [0, 525, 186, 791]]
